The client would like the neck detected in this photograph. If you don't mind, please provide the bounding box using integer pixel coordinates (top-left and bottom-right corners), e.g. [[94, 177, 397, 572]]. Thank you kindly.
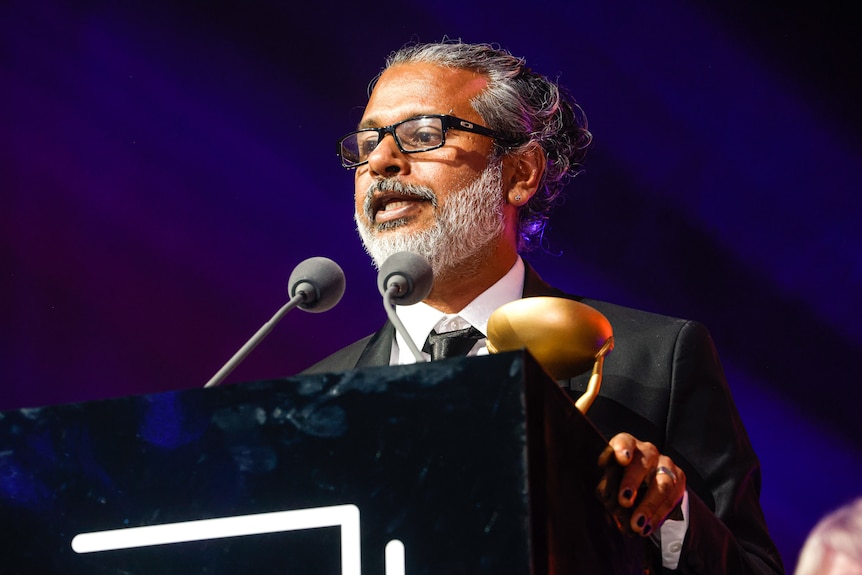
[[422, 243, 518, 314]]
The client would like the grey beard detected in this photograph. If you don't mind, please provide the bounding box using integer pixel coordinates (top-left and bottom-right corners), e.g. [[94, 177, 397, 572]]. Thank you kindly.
[[355, 161, 506, 282]]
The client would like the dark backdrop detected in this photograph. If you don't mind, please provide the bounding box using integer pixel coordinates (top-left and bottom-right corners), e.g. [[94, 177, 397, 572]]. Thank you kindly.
[[3, 1, 861, 570]]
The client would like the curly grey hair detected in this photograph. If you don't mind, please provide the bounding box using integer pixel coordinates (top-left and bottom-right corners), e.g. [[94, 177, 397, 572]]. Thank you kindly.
[[376, 40, 593, 251]]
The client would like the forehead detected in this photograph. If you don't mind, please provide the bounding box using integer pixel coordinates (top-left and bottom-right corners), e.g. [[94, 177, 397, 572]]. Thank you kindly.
[[360, 62, 489, 127]]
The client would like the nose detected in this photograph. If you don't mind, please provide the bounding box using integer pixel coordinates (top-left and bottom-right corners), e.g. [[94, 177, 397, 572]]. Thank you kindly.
[[365, 132, 410, 177]]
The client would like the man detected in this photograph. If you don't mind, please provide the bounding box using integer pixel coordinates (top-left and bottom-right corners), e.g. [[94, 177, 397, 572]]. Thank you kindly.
[[304, 41, 784, 573]]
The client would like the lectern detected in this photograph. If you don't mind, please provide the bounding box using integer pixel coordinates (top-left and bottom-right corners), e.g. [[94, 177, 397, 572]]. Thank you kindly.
[[0, 351, 644, 574]]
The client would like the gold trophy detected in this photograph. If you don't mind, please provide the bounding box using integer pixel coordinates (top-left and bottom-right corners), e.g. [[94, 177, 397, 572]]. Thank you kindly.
[[486, 297, 614, 413]]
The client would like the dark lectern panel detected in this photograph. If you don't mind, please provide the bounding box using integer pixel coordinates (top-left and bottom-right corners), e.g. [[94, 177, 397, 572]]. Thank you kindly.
[[0, 353, 537, 574]]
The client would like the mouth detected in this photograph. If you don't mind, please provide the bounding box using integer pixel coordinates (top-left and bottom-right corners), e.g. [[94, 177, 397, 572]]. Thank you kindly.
[[369, 190, 434, 226]]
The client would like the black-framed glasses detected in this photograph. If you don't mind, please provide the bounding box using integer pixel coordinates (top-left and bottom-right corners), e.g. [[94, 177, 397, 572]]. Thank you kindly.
[[337, 114, 513, 168]]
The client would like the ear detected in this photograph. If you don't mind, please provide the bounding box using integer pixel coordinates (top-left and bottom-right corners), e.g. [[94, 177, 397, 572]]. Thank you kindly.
[[502, 143, 546, 207]]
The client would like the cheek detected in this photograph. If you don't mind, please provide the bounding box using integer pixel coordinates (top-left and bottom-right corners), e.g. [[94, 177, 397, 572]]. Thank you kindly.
[[444, 166, 487, 196]]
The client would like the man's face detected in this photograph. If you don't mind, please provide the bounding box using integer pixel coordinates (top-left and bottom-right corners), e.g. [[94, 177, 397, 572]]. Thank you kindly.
[[352, 62, 512, 279]]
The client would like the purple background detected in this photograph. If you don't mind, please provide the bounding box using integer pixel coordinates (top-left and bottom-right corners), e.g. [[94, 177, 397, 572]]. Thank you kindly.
[[3, 1, 861, 569]]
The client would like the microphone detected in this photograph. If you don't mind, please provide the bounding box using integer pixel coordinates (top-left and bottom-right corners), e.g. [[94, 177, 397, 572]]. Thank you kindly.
[[377, 251, 433, 362], [288, 256, 346, 312], [204, 257, 346, 388]]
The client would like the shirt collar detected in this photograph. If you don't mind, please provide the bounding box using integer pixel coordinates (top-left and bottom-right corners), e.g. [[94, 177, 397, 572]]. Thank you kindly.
[[393, 257, 525, 364]]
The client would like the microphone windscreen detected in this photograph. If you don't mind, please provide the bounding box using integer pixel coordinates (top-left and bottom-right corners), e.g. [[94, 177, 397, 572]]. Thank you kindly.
[[377, 252, 433, 306], [288, 257, 346, 312]]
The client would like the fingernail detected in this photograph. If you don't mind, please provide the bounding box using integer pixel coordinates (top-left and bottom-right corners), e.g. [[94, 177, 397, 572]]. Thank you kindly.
[[642, 523, 652, 536], [622, 488, 633, 500], [636, 514, 645, 528]]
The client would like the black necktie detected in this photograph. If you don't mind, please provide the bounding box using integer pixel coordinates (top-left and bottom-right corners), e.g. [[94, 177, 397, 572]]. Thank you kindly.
[[422, 326, 485, 360]]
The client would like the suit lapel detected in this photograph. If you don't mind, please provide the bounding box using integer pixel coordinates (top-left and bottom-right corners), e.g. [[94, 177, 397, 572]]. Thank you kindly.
[[354, 322, 395, 368]]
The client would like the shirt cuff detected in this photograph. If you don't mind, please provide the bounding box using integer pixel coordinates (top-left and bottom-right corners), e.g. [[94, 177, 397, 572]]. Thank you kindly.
[[658, 489, 689, 570]]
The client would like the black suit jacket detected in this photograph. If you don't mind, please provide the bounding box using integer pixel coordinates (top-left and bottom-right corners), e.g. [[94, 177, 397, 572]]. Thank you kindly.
[[303, 264, 785, 574]]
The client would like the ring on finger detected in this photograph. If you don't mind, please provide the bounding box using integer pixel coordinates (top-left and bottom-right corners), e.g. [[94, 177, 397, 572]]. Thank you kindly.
[[656, 465, 678, 485]]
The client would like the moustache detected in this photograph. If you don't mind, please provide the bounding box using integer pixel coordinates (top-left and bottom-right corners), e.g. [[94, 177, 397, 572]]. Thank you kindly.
[[362, 179, 438, 222]]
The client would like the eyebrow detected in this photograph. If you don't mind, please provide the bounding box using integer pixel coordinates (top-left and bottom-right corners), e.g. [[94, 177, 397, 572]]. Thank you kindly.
[[356, 118, 379, 130], [357, 111, 438, 130]]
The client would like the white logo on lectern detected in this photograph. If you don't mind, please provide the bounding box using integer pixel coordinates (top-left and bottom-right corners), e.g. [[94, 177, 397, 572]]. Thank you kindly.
[[71, 504, 405, 575]]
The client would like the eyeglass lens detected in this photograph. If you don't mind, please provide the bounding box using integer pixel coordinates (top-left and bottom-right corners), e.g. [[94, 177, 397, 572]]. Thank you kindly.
[[342, 117, 446, 166]]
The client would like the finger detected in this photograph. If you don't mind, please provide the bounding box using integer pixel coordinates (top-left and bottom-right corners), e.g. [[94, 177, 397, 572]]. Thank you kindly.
[[630, 460, 686, 536], [617, 440, 659, 508], [606, 433, 640, 508], [607, 432, 636, 466]]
